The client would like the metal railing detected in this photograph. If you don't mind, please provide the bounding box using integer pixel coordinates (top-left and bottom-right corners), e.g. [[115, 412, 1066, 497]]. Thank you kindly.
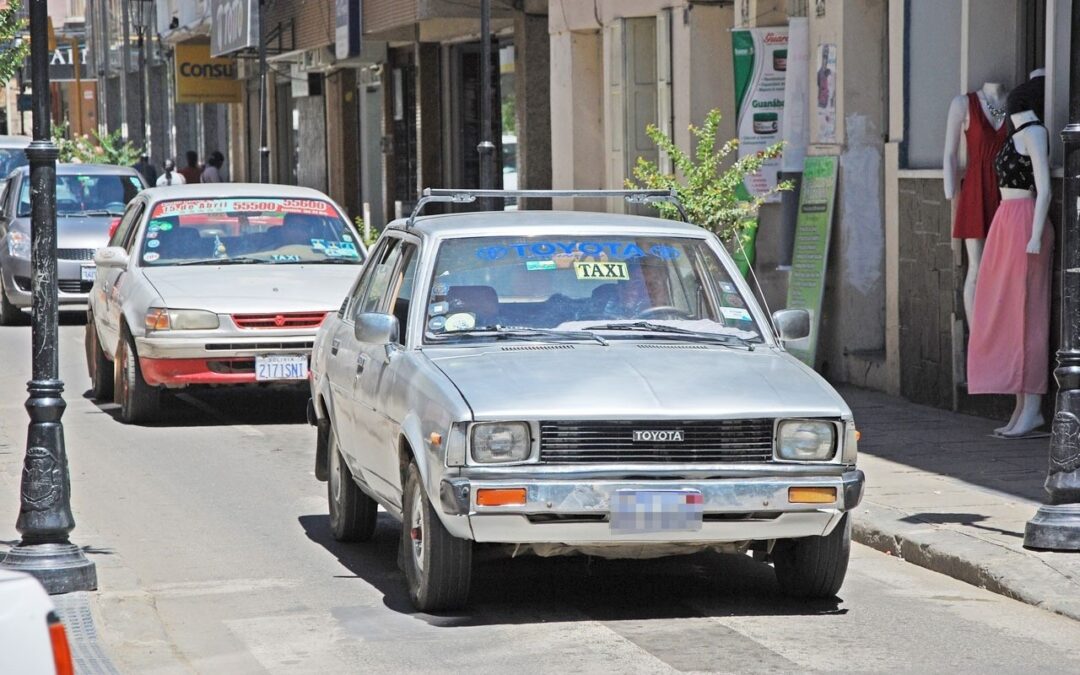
[[406, 188, 689, 228]]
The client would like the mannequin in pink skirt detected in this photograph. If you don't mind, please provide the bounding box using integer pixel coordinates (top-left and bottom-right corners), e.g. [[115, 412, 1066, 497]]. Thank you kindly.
[[967, 77, 1052, 438]]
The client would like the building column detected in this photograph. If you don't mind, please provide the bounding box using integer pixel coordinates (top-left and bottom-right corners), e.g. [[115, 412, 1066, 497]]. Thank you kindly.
[[549, 28, 603, 211], [515, 7, 551, 206], [325, 71, 347, 207], [416, 42, 442, 197]]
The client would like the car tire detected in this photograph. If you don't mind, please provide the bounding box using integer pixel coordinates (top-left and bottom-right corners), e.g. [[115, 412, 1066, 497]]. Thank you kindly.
[[0, 278, 25, 326], [117, 333, 160, 424], [402, 460, 472, 612], [772, 513, 851, 599], [85, 319, 114, 401], [327, 429, 377, 542]]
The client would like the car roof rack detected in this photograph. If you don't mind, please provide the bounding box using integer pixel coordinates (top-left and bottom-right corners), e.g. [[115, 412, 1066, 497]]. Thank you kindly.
[[406, 188, 689, 228]]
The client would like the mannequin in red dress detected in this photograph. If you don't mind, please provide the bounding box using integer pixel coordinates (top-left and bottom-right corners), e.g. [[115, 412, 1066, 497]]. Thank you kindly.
[[943, 82, 1009, 328]]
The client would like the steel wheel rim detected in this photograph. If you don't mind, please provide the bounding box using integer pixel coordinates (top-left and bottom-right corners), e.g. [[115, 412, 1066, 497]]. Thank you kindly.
[[410, 481, 424, 573], [121, 343, 132, 404]]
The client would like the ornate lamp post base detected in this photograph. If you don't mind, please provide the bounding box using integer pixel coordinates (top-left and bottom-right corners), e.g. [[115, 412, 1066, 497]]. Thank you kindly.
[[1024, 504, 1080, 551], [1, 543, 96, 594]]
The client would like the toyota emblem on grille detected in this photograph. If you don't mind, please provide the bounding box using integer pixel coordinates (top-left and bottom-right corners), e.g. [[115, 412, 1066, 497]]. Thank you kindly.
[[632, 430, 684, 442], [274, 314, 286, 327]]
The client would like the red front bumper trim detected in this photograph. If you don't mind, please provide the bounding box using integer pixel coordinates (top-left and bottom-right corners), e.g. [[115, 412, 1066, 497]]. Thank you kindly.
[[140, 357, 257, 386]]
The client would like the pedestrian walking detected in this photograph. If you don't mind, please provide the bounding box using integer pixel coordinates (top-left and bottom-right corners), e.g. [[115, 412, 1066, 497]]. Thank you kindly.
[[179, 150, 201, 184], [201, 150, 226, 183], [156, 159, 187, 186], [133, 153, 157, 186]]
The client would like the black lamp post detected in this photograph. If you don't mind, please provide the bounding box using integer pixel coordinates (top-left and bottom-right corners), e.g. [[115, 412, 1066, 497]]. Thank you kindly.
[[0, 0, 96, 593], [477, 0, 495, 209], [1024, 118, 1080, 550]]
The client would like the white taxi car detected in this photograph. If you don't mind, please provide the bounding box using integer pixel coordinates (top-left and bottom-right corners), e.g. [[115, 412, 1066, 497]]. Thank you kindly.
[[85, 184, 366, 423]]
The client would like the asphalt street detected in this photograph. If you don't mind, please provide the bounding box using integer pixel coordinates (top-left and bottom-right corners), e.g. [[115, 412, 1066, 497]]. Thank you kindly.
[[2, 321, 1080, 674]]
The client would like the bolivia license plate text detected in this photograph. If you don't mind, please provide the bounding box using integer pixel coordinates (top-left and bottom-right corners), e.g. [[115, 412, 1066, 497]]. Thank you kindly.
[[610, 490, 704, 534], [81, 265, 95, 282], [255, 355, 308, 381]]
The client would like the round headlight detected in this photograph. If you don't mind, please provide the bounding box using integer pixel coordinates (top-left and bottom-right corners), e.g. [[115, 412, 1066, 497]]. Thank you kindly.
[[776, 420, 836, 461]]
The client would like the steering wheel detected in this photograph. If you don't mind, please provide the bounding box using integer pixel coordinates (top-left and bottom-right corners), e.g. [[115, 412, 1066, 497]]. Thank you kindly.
[[635, 306, 691, 320]]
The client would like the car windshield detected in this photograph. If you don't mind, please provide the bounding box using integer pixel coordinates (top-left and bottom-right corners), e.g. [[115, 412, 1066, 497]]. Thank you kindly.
[[0, 148, 28, 177], [18, 173, 144, 217], [423, 235, 763, 344], [138, 197, 364, 266]]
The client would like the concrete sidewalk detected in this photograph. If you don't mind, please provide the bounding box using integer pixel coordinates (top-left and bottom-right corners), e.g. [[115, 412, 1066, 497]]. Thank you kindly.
[[840, 385, 1080, 621]]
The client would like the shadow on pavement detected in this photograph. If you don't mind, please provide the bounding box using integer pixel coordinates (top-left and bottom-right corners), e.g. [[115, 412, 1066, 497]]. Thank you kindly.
[[838, 385, 1049, 504], [81, 387, 309, 428], [298, 513, 847, 626], [900, 512, 1025, 539]]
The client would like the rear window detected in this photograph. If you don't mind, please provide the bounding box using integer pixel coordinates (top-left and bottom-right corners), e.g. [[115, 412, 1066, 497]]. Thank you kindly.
[[18, 173, 144, 217], [138, 197, 364, 267]]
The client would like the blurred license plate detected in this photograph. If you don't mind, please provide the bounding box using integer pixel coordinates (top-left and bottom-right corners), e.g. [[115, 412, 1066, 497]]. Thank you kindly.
[[255, 355, 308, 381], [80, 265, 95, 282], [610, 490, 704, 534]]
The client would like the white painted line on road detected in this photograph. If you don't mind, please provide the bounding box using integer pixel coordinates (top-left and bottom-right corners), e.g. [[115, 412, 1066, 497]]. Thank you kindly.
[[175, 393, 266, 437]]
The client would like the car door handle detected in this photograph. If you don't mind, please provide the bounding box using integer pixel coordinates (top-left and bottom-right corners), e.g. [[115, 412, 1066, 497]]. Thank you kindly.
[[356, 353, 369, 374], [331, 338, 341, 355]]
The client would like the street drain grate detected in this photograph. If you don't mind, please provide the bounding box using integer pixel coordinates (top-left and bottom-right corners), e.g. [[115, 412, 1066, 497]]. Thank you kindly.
[[52, 592, 119, 675]]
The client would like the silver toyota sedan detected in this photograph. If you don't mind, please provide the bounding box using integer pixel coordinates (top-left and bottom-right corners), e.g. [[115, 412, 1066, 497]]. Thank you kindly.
[[309, 191, 863, 611], [0, 163, 146, 323], [85, 184, 367, 424]]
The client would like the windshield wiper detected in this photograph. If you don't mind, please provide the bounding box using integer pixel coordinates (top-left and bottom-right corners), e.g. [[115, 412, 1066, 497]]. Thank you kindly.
[[174, 256, 264, 266], [62, 209, 113, 217], [583, 321, 757, 350], [269, 257, 360, 264], [438, 325, 608, 346]]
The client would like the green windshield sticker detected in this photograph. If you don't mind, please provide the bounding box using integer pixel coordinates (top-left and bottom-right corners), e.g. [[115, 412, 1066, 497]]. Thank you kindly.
[[526, 260, 556, 271]]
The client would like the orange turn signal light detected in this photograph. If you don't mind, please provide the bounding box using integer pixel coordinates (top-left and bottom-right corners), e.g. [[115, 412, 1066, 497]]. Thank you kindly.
[[476, 488, 527, 507], [48, 616, 74, 675], [788, 486, 837, 504], [855, 430, 862, 441], [429, 432, 442, 447]]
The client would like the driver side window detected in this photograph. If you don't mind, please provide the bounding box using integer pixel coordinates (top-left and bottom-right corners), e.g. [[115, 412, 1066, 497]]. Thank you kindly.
[[109, 200, 144, 250]]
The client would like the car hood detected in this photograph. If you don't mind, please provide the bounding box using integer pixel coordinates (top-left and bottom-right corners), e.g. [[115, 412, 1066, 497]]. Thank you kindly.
[[141, 264, 361, 313], [425, 343, 850, 420], [13, 215, 115, 250]]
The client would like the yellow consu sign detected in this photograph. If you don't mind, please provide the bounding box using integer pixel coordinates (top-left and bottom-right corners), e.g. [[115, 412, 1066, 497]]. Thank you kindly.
[[174, 42, 241, 104]]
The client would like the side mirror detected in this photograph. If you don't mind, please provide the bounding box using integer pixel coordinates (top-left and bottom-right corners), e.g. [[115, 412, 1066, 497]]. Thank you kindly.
[[354, 312, 399, 345], [93, 246, 129, 270], [772, 309, 810, 341]]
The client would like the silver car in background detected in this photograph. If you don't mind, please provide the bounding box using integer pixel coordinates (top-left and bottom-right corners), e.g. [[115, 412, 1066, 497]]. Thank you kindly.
[[85, 184, 367, 424], [308, 189, 864, 612], [0, 163, 146, 323]]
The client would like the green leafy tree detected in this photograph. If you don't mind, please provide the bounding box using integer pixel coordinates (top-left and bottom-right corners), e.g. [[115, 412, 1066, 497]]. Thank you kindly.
[[0, 0, 28, 86], [628, 108, 791, 274], [52, 121, 142, 165]]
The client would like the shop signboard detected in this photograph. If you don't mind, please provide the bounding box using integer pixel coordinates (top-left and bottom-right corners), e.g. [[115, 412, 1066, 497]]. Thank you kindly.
[[731, 26, 788, 203], [211, 0, 259, 57], [21, 42, 88, 83], [784, 155, 839, 368], [174, 42, 242, 104], [335, 0, 362, 60]]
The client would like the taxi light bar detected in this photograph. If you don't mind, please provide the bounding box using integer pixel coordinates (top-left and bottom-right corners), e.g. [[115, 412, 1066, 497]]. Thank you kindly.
[[788, 487, 837, 504], [476, 488, 527, 507]]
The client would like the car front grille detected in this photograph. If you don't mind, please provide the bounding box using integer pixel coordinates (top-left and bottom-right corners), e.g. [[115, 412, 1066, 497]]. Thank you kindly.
[[233, 312, 327, 329], [539, 419, 775, 463], [57, 248, 96, 261], [58, 279, 92, 294], [204, 341, 315, 352]]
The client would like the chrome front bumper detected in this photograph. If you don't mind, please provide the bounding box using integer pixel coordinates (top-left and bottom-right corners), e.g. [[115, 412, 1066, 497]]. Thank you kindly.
[[2, 254, 93, 308], [135, 333, 318, 360], [440, 470, 864, 544]]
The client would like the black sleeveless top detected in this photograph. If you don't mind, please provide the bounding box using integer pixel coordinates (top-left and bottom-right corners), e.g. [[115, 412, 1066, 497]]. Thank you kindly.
[[994, 120, 1045, 190]]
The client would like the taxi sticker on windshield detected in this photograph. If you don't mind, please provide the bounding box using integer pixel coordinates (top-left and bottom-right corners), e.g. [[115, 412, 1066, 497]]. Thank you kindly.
[[310, 239, 327, 251], [157, 222, 173, 231], [719, 281, 736, 293], [146, 231, 158, 239], [723, 293, 744, 308], [721, 307, 751, 322], [428, 316, 447, 332], [146, 239, 160, 249], [271, 254, 301, 262], [526, 260, 556, 271], [342, 234, 353, 242], [429, 301, 449, 316], [574, 261, 629, 281], [143, 252, 160, 262]]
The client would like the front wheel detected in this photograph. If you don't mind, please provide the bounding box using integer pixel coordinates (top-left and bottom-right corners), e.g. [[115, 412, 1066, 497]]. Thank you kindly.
[[327, 429, 377, 542], [772, 514, 851, 599], [401, 460, 472, 611], [85, 318, 114, 401], [117, 334, 160, 424]]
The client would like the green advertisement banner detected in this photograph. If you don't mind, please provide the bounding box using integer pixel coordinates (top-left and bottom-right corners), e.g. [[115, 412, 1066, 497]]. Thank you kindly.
[[784, 155, 838, 368]]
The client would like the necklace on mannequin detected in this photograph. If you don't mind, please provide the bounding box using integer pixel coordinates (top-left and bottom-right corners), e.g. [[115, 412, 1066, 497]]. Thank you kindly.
[[986, 101, 1007, 121]]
